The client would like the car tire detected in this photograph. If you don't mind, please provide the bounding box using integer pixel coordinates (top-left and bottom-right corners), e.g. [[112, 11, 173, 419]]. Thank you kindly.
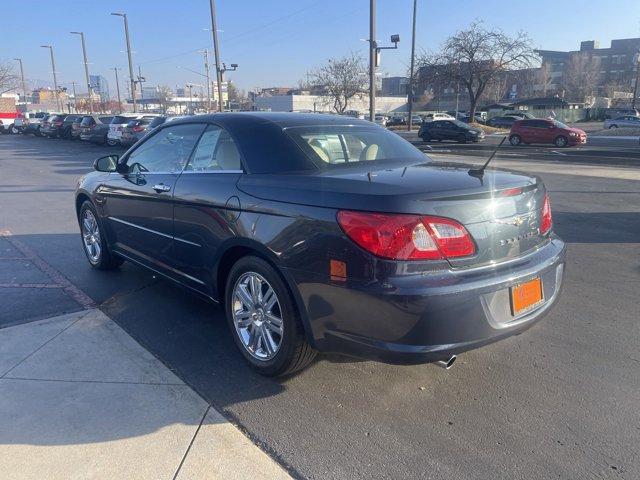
[[224, 255, 316, 376], [608, 125, 617, 129], [420, 133, 431, 143], [106, 138, 118, 146], [35, 127, 43, 137], [554, 136, 569, 148], [509, 134, 522, 146], [10, 125, 19, 134], [457, 134, 467, 144], [78, 201, 123, 270]]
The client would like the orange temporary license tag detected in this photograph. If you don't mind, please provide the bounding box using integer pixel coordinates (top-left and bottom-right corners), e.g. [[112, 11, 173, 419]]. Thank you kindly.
[[510, 277, 543, 315]]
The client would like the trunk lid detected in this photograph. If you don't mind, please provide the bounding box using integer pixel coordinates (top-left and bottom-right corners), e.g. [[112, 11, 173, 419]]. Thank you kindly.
[[237, 161, 548, 267]]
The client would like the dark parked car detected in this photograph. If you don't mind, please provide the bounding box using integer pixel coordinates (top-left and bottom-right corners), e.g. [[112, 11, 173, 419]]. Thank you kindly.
[[39, 113, 61, 137], [120, 116, 169, 147], [79, 115, 115, 144], [69, 115, 85, 140], [22, 112, 49, 135], [509, 119, 587, 147], [486, 116, 519, 128], [418, 119, 485, 143], [45, 114, 82, 138], [75, 113, 565, 376]]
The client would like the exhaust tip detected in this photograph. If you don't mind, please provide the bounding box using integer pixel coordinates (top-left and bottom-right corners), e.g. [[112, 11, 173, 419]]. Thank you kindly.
[[436, 355, 457, 370]]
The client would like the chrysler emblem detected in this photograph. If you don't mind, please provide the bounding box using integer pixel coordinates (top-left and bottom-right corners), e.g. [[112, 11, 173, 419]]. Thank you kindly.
[[492, 212, 532, 227]]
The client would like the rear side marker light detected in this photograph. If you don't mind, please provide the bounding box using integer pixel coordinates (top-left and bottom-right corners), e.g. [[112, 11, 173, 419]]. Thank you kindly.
[[540, 193, 552, 235], [337, 211, 476, 261]]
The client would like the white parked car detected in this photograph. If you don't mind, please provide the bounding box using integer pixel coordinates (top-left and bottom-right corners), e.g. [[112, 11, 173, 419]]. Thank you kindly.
[[107, 114, 158, 146], [374, 115, 387, 127], [603, 115, 640, 129], [422, 112, 455, 122]]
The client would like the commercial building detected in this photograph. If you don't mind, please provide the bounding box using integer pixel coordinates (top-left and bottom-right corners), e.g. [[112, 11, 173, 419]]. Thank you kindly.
[[381, 77, 408, 96], [89, 75, 109, 102], [253, 93, 406, 114], [536, 38, 640, 95]]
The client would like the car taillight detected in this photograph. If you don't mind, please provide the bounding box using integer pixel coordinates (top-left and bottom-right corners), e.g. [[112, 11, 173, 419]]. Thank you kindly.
[[132, 125, 144, 132], [337, 211, 476, 261], [540, 194, 552, 235], [53, 121, 62, 126]]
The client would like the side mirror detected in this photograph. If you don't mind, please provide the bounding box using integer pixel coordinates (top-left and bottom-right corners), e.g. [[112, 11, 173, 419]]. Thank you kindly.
[[94, 155, 119, 172]]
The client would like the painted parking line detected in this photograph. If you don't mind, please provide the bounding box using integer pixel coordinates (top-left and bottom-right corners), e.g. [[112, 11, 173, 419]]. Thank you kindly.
[[0, 230, 94, 309]]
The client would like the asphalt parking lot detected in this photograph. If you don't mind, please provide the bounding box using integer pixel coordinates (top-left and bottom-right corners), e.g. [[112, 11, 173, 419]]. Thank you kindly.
[[1, 133, 639, 479]]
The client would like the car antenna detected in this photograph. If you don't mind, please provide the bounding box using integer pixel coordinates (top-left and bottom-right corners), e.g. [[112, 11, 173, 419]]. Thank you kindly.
[[468, 136, 506, 179]]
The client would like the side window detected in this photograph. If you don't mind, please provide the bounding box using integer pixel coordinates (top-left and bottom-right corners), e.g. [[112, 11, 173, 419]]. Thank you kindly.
[[127, 123, 206, 174], [185, 125, 243, 171]]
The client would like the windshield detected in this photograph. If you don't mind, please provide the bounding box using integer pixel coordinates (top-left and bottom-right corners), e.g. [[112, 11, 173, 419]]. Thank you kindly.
[[553, 119, 569, 129], [286, 125, 426, 168], [80, 117, 95, 126], [452, 119, 473, 129], [111, 116, 134, 124]]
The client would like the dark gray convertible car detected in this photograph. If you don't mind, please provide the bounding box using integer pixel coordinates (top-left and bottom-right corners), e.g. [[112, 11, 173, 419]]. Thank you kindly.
[[75, 113, 565, 376]]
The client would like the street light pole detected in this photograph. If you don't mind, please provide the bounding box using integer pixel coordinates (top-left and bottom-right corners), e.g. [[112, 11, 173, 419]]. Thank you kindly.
[[41, 45, 61, 111], [208, 0, 224, 112], [369, 0, 376, 122], [71, 81, 78, 112], [407, 0, 417, 131], [13, 58, 28, 111], [112, 67, 122, 113], [111, 12, 137, 113], [632, 53, 640, 110], [71, 32, 94, 113], [204, 49, 212, 112]]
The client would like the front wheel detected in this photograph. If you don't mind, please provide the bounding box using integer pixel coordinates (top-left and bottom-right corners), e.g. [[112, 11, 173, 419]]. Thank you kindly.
[[225, 256, 316, 376], [79, 201, 123, 270], [420, 133, 431, 143], [509, 134, 522, 146], [106, 138, 118, 146], [10, 125, 19, 134], [554, 135, 568, 148], [608, 125, 618, 129]]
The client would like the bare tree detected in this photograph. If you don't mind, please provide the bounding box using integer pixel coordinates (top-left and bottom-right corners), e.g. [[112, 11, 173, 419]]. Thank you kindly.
[[0, 61, 18, 95], [417, 22, 535, 117], [310, 53, 367, 113], [156, 85, 173, 113], [561, 53, 601, 102]]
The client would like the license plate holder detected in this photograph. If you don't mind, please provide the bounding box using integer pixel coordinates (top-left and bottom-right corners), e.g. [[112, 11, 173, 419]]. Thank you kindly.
[[510, 277, 543, 316]]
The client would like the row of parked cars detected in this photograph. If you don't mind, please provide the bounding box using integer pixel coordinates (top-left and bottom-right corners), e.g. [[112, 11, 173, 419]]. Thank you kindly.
[[10, 111, 179, 147], [418, 116, 587, 147]]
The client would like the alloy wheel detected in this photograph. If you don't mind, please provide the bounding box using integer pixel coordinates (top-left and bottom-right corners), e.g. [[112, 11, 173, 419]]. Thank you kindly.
[[81, 209, 102, 263], [231, 272, 284, 361]]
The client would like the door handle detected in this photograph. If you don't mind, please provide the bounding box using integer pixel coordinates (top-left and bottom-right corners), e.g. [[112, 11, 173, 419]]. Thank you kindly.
[[153, 183, 171, 193]]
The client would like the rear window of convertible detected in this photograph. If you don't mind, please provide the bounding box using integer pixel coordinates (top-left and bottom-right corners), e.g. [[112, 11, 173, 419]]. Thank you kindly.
[[285, 125, 425, 168]]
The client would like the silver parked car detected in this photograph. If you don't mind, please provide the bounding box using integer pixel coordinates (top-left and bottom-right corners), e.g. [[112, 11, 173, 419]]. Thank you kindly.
[[603, 115, 640, 129]]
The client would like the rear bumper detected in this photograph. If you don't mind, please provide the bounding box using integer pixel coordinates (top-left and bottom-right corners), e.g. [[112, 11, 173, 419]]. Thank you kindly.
[[287, 237, 566, 363]]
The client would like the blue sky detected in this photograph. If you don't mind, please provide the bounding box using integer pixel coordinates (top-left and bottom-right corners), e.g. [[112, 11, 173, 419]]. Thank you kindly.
[[2, 0, 640, 96]]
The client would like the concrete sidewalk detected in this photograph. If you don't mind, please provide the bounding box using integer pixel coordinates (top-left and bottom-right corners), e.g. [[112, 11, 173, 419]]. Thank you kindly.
[[0, 309, 291, 480]]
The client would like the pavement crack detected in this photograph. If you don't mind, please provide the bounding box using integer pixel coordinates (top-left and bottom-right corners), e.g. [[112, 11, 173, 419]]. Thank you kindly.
[[172, 404, 212, 480]]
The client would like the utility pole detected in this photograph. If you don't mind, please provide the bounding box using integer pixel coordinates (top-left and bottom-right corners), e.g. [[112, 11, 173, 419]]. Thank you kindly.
[[71, 32, 94, 113], [71, 81, 78, 112], [13, 58, 28, 111], [186, 83, 194, 113], [112, 67, 122, 113], [407, 0, 417, 131], [633, 53, 640, 110], [204, 49, 212, 112], [369, 0, 376, 122], [137, 65, 146, 112], [208, 0, 224, 112], [111, 12, 137, 112], [41, 45, 61, 111]]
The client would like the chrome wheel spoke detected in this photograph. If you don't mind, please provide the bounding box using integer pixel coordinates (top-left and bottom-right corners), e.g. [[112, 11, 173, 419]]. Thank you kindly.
[[249, 274, 261, 303], [262, 287, 277, 311], [261, 325, 275, 355], [265, 314, 283, 335], [236, 284, 253, 309], [235, 310, 253, 328]]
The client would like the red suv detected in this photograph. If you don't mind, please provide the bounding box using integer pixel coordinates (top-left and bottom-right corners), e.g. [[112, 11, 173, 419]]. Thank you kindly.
[[509, 118, 586, 147]]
